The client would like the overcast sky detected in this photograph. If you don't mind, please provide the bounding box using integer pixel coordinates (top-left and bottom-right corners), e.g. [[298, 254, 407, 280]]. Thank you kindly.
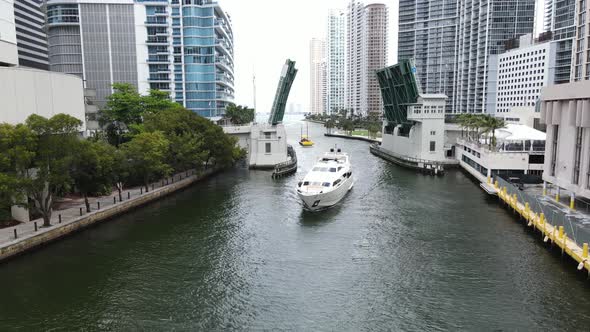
[[219, 0, 399, 113]]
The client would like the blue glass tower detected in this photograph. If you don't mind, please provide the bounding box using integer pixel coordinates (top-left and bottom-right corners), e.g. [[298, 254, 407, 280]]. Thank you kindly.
[[144, 0, 234, 118]]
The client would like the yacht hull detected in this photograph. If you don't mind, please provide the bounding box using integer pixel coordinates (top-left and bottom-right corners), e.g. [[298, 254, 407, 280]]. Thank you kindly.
[[298, 176, 354, 211]]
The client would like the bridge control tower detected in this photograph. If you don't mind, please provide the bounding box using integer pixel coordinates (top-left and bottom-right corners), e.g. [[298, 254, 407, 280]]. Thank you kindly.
[[223, 59, 298, 169]]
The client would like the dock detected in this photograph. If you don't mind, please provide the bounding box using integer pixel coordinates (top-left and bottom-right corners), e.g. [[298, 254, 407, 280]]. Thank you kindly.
[[272, 145, 297, 178], [494, 177, 590, 273], [370, 143, 447, 176]]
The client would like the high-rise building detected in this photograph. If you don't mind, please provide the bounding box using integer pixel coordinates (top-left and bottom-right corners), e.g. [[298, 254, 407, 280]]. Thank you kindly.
[[13, 0, 48, 69], [45, 0, 138, 107], [44, 0, 234, 118], [454, 0, 536, 114], [346, 0, 388, 116], [0, 0, 18, 66], [398, 0, 457, 113], [572, 0, 589, 81], [326, 8, 345, 114], [364, 3, 388, 116], [347, 0, 364, 115], [545, 0, 576, 84], [309, 38, 325, 115], [543, 0, 554, 33], [495, 34, 557, 114]]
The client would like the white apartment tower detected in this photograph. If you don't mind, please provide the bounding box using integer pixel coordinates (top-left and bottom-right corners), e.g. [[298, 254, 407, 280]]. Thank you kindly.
[[496, 34, 557, 114], [326, 9, 345, 114], [309, 38, 326, 115], [346, 1, 388, 116]]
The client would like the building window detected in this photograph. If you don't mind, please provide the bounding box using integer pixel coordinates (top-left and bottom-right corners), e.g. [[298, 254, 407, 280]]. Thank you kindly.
[[430, 131, 436, 135], [551, 125, 559, 176], [573, 127, 583, 184], [265, 132, 271, 139], [265, 142, 271, 153], [430, 141, 436, 152]]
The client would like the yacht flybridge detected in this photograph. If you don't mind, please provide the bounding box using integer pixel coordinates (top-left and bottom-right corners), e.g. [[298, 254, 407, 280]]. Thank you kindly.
[[297, 148, 354, 211]]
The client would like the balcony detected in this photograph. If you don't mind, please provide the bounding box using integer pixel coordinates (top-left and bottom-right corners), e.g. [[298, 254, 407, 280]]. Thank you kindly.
[[146, 36, 168, 44], [147, 55, 170, 63], [149, 74, 170, 81], [145, 18, 167, 26]]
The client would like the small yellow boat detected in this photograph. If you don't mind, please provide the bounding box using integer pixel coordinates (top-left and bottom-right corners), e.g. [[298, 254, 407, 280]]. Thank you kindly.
[[299, 135, 314, 147], [299, 122, 314, 146]]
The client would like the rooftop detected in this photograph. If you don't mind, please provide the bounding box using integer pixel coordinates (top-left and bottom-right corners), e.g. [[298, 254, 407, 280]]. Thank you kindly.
[[495, 124, 546, 142]]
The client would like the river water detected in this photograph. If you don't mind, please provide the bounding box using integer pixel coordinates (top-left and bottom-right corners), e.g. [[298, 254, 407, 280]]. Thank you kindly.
[[1, 119, 590, 330]]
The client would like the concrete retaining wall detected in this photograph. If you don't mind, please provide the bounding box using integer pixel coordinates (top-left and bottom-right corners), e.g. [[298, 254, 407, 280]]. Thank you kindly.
[[0, 169, 218, 262], [324, 133, 380, 143]]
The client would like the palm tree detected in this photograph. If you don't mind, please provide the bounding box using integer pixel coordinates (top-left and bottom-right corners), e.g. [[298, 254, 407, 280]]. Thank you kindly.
[[482, 116, 506, 150], [324, 118, 335, 134], [456, 113, 468, 138]]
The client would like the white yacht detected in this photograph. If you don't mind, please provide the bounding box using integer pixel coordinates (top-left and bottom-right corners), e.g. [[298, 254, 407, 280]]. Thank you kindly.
[[297, 148, 354, 211]]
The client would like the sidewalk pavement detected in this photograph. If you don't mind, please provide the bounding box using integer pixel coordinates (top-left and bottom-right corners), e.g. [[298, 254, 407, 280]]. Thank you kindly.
[[0, 170, 199, 246]]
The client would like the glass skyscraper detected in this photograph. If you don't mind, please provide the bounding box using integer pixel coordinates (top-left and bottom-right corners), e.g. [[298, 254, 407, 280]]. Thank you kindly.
[[45, 0, 234, 118], [398, 0, 458, 113], [454, 0, 536, 113]]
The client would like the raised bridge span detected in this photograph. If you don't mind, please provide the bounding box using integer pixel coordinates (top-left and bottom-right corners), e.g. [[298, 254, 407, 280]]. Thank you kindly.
[[223, 59, 297, 169]]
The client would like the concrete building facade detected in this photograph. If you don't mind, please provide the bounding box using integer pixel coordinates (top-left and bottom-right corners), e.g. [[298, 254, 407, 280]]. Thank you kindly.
[[496, 34, 557, 114], [326, 8, 345, 114], [0, 66, 86, 129], [540, 80, 590, 200], [398, 0, 458, 113], [346, 0, 388, 116], [309, 38, 325, 115], [454, 0, 536, 114], [45, 0, 138, 107]]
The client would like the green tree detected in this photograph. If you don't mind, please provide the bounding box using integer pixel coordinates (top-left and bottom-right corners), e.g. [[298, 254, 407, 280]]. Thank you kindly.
[[121, 131, 171, 192], [144, 107, 208, 172], [23, 114, 82, 226], [201, 124, 244, 169], [0, 123, 37, 216], [71, 140, 117, 212], [324, 118, 336, 134], [224, 103, 255, 125], [340, 118, 354, 136], [100, 84, 182, 146]]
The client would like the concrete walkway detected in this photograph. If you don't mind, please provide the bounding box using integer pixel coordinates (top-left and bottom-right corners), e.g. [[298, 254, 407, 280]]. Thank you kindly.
[[0, 169, 203, 246]]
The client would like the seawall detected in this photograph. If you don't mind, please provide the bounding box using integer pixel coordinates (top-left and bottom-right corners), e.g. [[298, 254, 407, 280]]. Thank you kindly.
[[0, 168, 219, 263]]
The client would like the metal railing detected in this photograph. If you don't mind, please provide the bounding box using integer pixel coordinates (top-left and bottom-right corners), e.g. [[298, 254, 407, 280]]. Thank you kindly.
[[495, 175, 590, 249]]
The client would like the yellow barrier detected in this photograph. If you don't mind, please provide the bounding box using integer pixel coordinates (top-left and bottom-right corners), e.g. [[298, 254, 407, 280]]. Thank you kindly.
[[496, 185, 590, 273]]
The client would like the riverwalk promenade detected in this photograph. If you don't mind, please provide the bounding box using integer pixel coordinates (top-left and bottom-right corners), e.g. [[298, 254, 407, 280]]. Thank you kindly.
[[0, 168, 217, 262]]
